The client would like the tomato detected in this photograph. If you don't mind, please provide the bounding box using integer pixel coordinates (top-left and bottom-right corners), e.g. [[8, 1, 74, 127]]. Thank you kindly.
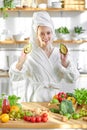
[[36, 116, 42, 122], [27, 116, 31, 121], [42, 113, 48, 117], [30, 116, 36, 123], [24, 116, 31, 121], [41, 116, 48, 122]]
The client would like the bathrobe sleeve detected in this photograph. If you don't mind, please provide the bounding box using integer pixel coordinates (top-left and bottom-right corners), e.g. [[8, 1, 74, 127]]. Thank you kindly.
[[52, 48, 80, 83], [9, 56, 32, 81]]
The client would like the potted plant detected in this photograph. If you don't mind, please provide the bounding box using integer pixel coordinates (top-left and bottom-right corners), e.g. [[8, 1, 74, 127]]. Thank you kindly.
[[72, 26, 85, 40], [74, 26, 85, 34], [55, 26, 70, 40], [0, 0, 14, 18]]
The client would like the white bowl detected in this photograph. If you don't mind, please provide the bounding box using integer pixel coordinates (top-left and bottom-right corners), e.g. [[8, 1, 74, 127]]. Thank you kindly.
[[38, 4, 47, 9], [13, 33, 24, 41], [52, 2, 62, 8]]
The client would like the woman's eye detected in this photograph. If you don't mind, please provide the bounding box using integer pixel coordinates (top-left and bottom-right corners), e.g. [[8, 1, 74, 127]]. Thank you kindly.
[[47, 32, 51, 35]]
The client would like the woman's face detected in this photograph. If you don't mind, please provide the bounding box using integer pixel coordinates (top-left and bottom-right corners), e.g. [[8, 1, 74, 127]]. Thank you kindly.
[[37, 26, 53, 48]]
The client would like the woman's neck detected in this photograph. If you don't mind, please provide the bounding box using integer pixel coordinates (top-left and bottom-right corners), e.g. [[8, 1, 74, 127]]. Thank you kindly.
[[42, 44, 54, 58]]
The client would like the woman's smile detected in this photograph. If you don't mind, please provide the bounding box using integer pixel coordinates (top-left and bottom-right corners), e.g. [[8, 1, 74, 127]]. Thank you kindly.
[[37, 26, 53, 48]]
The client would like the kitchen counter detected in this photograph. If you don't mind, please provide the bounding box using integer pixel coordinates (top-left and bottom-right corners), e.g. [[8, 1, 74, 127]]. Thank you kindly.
[[0, 102, 87, 129]]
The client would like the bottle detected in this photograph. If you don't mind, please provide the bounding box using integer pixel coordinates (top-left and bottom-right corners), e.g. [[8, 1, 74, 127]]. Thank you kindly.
[[2, 95, 10, 114]]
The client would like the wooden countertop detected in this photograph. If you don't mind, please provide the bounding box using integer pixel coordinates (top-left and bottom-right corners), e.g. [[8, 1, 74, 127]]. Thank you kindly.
[[0, 102, 87, 129]]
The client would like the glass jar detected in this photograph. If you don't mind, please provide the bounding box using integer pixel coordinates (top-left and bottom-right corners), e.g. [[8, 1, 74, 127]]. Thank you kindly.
[[2, 95, 10, 114]]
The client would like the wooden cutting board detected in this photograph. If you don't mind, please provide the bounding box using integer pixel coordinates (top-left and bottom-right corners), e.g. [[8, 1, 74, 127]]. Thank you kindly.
[[0, 102, 87, 129]]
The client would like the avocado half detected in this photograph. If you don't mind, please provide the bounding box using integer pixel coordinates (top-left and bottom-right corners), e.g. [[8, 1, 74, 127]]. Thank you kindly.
[[60, 43, 68, 55], [24, 43, 32, 54]]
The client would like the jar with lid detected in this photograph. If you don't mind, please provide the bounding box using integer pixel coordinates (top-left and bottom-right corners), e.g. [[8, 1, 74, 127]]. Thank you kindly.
[[2, 95, 10, 114]]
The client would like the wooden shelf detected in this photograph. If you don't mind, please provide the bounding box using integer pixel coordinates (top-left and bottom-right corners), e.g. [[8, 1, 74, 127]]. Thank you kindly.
[[53, 39, 87, 44], [0, 71, 9, 77], [0, 39, 29, 44], [3, 7, 85, 12], [0, 39, 87, 45]]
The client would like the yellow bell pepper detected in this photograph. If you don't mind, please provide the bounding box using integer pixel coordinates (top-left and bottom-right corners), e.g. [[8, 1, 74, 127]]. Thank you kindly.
[[67, 97, 76, 105]]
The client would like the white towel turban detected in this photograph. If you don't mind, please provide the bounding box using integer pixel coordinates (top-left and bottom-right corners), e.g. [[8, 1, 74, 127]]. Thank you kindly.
[[30, 11, 55, 48]]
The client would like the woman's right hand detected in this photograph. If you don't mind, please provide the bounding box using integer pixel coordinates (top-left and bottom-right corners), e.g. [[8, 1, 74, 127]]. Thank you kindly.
[[16, 51, 27, 71]]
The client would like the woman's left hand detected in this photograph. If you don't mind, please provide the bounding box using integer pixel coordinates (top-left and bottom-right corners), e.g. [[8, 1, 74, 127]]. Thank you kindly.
[[60, 52, 70, 68]]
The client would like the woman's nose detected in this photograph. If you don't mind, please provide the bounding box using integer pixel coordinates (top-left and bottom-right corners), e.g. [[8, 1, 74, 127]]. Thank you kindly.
[[43, 34, 48, 39]]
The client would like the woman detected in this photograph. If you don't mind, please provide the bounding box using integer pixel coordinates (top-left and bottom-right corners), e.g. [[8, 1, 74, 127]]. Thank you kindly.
[[9, 11, 80, 102]]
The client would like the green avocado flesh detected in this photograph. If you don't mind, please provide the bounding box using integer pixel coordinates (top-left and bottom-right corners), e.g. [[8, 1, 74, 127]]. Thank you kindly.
[[24, 43, 32, 54], [60, 43, 68, 55]]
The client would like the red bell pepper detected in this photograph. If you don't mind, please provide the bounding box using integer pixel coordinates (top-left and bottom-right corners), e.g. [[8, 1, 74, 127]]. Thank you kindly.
[[57, 92, 67, 102]]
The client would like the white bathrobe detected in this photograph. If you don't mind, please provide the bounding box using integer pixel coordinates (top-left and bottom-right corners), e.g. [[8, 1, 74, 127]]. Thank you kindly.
[[9, 47, 80, 102]]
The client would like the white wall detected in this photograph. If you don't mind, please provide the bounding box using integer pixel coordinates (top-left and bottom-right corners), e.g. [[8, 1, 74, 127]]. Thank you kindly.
[[0, 10, 87, 95], [1, 10, 86, 70]]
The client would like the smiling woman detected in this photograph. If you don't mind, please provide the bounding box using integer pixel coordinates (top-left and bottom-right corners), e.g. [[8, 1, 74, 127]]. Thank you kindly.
[[9, 11, 80, 102]]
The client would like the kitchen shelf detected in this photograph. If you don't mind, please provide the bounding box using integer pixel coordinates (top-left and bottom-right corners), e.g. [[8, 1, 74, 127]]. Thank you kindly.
[[2, 7, 85, 12], [0, 71, 9, 77], [53, 39, 87, 44], [0, 39, 29, 44], [0, 39, 87, 45]]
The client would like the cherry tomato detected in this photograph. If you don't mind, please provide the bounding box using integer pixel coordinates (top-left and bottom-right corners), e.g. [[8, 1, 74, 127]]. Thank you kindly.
[[23, 116, 28, 121], [36, 116, 42, 122], [30, 116, 36, 123], [42, 113, 48, 117], [41, 116, 48, 122]]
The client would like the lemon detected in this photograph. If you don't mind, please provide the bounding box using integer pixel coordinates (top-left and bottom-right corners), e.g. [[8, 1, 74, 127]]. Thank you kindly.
[[0, 113, 9, 123]]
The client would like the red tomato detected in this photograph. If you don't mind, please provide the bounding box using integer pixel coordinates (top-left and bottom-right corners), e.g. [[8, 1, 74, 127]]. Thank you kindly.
[[42, 113, 48, 117], [30, 116, 36, 123], [23, 116, 28, 121], [27, 116, 31, 121], [36, 116, 42, 122], [23, 116, 31, 121], [41, 116, 48, 122]]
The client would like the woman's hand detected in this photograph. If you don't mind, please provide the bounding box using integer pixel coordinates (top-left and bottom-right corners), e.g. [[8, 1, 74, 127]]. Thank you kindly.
[[60, 52, 70, 68], [16, 51, 27, 71]]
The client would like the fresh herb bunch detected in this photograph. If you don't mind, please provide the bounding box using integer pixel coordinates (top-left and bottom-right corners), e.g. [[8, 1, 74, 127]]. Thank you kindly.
[[74, 88, 87, 105], [4, 0, 14, 8], [74, 26, 85, 34], [55, 26, 70, 34]]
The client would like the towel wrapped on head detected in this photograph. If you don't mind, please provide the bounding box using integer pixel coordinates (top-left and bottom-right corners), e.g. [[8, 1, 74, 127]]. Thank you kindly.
[[30, 11, 55, 48]]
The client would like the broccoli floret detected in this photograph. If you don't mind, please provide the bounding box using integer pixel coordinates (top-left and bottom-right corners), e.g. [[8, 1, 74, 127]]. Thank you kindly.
[[59, 99, 75, 115]]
